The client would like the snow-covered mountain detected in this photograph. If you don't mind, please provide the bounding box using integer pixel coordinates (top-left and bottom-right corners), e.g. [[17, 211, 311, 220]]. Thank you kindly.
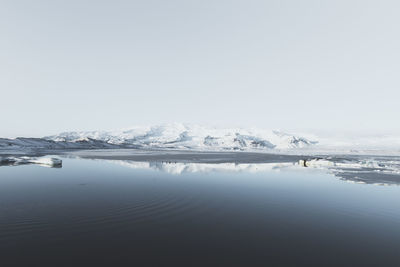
[[3, 124, 400, 156], [0, 124, 317, 152], [43, 123, 316, 151]]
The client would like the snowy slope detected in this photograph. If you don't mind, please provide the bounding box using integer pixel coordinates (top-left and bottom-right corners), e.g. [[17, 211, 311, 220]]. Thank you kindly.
[[43, 123, 317, 151]]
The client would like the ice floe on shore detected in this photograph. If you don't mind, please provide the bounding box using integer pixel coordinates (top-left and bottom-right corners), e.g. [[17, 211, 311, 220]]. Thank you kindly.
[[298, 156, 400, 185], [0, 156, 62, 168]]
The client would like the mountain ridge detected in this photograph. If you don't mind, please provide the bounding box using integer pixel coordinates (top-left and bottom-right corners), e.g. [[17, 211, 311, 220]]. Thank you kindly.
[[0, 124, 317, 152], [44, 123, 317, 151]]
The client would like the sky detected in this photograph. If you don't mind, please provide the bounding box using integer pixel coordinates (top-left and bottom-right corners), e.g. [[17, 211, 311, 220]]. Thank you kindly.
[[1, 0, 399, 137]]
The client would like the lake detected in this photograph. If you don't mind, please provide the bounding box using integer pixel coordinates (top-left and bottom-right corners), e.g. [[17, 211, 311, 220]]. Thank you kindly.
[[1, 157, 400, 266]]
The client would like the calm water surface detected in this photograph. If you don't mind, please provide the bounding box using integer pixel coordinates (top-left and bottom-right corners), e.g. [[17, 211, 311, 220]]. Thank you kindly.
[[1, 158, 400, 266]]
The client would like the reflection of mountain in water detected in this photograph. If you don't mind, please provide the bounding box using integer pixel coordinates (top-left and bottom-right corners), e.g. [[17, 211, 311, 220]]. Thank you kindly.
[[111, 156, 400, 186], [115, 161, 296, 174]]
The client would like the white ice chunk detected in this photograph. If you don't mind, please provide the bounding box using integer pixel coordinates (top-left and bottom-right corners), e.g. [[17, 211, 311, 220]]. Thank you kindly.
[[29, 157, 62, 167]]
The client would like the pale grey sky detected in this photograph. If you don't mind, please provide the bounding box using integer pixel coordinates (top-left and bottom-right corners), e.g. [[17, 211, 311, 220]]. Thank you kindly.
[[1, 0, 399, 137]]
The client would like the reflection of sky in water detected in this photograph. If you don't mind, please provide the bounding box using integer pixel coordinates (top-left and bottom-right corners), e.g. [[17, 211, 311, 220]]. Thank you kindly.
[[1, 158, 400, 265]]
